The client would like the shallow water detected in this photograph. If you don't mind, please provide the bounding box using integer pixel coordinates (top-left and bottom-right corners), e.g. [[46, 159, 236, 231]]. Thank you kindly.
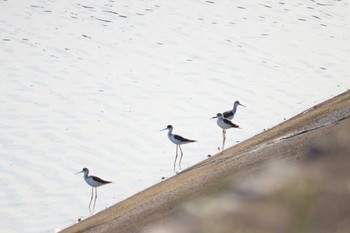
[[0, 0, 349, 232]]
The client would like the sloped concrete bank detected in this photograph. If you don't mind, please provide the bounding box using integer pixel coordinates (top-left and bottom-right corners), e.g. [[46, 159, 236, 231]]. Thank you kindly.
[[61, 91, 350, 233]]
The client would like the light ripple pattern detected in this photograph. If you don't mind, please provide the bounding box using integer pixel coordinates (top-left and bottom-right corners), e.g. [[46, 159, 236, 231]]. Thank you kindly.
[[0, 0, 349, 232]]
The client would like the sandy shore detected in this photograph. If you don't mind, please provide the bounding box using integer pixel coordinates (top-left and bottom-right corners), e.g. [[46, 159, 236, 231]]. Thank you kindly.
[[60, 90, 350, 233]]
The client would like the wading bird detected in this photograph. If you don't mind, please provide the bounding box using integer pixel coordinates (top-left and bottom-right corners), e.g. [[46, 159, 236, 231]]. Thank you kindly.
[[161, 125, 196, 172], [76, 167, 112, 214], [211, 113, 240, 153], [223, 100, 245, 120]]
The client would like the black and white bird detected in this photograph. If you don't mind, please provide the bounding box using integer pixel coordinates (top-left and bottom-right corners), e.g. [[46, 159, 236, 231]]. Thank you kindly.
[[211, 113, 240, 153], [76, 167, 112, 213], [161, 125, 196, 172], [223, 100, 245, 120]]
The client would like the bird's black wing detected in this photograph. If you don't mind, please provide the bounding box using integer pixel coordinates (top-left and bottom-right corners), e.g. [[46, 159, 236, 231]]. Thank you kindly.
[[223, 110, 233, 118], [174, 134, 196, 142], [223, 118, 239, 128], [91, 175, 112, 184]]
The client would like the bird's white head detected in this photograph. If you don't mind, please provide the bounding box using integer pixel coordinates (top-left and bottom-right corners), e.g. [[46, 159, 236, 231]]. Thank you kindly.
[[211, 113, 223, 119], [160, 125, 173, 132], [234, 101, 246, 108], [76, 167, 89, 175]]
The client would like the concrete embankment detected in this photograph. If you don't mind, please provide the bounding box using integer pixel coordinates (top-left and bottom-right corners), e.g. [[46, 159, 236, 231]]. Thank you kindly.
[[61, 90, 350, 233]]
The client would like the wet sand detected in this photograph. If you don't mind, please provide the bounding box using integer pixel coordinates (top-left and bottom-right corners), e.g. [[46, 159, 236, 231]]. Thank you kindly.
[[60, 90, 350, 233]]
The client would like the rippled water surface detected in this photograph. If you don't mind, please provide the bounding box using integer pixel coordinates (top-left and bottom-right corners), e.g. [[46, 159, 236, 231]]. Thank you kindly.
[[0, 0, 349, 232]]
